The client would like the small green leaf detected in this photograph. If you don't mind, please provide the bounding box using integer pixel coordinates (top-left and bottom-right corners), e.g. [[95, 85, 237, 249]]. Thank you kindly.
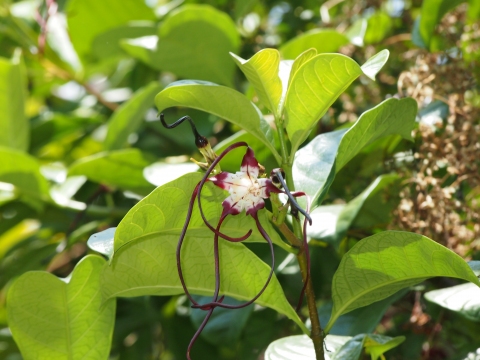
[[265, 334, 351, 360], [293, 98, 417, 208], [361, 50, 389, 81], [364, 11, 393, 44], [332, 334, 405, 360], [68, 148, 155, 195], [345, 19, 367, 46], [104, 82, 162, 150], [280, 30, 349, 59], [154, 80, 281, 163], [230, 49, 283, 116], [425, 283, 480, 322], [87, 227, 116, 259], [7, 255, 116, 360], [325, 231, 480, 333], [0, 51, 28, 151], [285, 54, 363, 156], [66, 0, 155, 59], [122, 5, 240, 86]]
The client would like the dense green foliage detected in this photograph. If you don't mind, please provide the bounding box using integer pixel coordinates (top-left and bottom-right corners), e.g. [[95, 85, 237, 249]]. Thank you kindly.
[[1, 0, 480, 359]]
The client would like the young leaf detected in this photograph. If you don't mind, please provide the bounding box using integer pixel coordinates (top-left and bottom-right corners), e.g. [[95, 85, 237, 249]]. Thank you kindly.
[[325, 231, 480, 333], [361, 49, 389, 81], [425, 283, 480, 322], [101, 233, 307, 333], [293, 97, 417, 208], [230, 49, 283, 117], [264, 334, 351, 360], [122, 5, 240, 86], [104, 82, 162, 150], [68, 148, 155, 195], [332, 334, 405, 360], [285, 54, 363, 156], [280, 29, 349, 59], [87, 227, 116, 259], [0, 51, 28, 151], [287, 49, 318, 88], [154, 80, 281, 163], [7, 255, 116, 360]]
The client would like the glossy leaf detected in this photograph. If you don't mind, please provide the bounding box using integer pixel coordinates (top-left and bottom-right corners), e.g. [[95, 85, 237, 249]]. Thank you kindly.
[[264, 334, 351, 360], [285, 54, 362, 156], [360, 49, 389, 81], [280, 30, 349, 60], [122, 5, 240, 86], [0, 52, 28, 151], [287, 48, 317, 88], [230, 49, 282, 116], [113, 173, 287, 252], [104, 82, 162, 150], [325, 231, 480, 333], [332, 334, 405, 360], [87, 227, 116, 260], [293, 98, 417, 208], [425, 283, 480, 322], [7, 255, 116, 360], [68, 148, 155, 195], [66, 0, 155, 59], [154, 80, 281, 162]]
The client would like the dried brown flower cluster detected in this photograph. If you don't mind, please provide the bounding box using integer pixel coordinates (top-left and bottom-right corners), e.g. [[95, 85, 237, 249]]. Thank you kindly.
[[393, 8, 480, 257]]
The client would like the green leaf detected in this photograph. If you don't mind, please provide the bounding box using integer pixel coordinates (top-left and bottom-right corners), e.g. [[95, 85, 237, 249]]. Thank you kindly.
[[102, 233, 307, 333], [280, 30, 349, 60], [264, 334, 351, 360], [309, 174, 400, 247], [87, 227, 116, 260], [361, 49, 389, 81], [425, 283, 480, 322], [332, 334, 405, 360], [66, 0, 155, 59], [325, 231, 480, 333], [7, 255, 116, 360], [122, 5, 240, 86], [285, 54, 363, 156], [0, 51, 28, 151], [287, 49, 318, 88], [91, 22, 157, 60], [104, 82, 162, 150], [230, 49, 282, 116], [113, 173, 287, 252], [190, 295, 253, 346], [154, 80, 281, 163], [144, 162, 199, 187], [0, 147, 50, 208], [293, 98, 417, 208], [68, 148, 155, 195], [418, 0, 466, 50], [364, 11, 394, 44], [345, 19, 367, 47]]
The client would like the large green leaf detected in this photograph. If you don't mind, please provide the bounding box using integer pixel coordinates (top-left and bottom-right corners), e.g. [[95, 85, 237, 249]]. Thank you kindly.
[[293, 98, 417, 208], [154, 80, 281, 163], [230, 49, 282, 116], [122, 5, 240, 86], [68, 148, 155, 195], [264, 334, 351, 360], [0, 147, 50, 208], [113, 172, 287, 252], [325, 231, 480, 333], [66, 0, 155, 59], [418, 0, 465, 50], [104, 82, 162, 150], [332, 334, 405, 360], [7, 255, 116, 360], [0, 52, 28, 151], [280, 30, 349, 60], [102, 234, 307, 333], [425, 283, 480, 322], [284, 54, 362, 156]]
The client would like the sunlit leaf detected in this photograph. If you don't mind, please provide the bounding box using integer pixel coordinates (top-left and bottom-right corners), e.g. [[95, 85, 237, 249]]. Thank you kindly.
[[0, 51, 28, 151], [332, 334, 405, 360], [104, 82, 162, 150], [345, 19, 367, 46], [361, 50, 389, 81], [7, 255, 116, 360], [230, 49, 282, 116], [325, 231, 480, 333], [280, 30, 349, 60], [154, 80, 281, 163], [87, 227, 116, 260]]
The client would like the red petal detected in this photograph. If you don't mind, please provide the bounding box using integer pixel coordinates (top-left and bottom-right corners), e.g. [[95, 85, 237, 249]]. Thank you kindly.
[[240, 148, 259, 178]]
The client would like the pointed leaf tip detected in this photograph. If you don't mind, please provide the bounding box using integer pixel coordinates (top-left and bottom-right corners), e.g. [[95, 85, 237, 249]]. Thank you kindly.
[[361, 49, 390, 80]]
